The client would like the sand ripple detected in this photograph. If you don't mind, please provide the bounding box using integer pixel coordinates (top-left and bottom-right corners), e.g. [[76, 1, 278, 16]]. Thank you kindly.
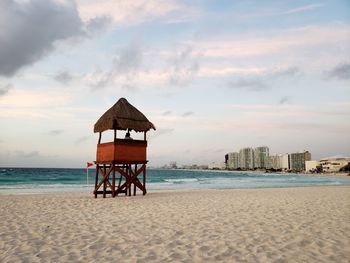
[[0, 187, 349, 262]]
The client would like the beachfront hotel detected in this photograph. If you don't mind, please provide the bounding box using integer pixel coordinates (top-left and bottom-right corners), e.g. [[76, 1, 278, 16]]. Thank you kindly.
[[226, 146, 270, 170], [268, 154, 289, 170], [288, 151, 311, 172], [306, 156, 350, 173], [224, 147, 312, 172], [254, 146, 270, 169], [238, 147, 255, 169], [225, 152, 239, 169]]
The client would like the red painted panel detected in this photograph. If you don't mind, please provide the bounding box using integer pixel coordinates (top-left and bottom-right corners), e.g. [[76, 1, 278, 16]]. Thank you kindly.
[[96, 139, 147, 162]]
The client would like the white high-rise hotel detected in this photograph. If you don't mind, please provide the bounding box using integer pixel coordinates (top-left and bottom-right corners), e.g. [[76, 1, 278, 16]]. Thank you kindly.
[[226, 152, 239, 169], [226, 146, 270, 170], [225, 147, 311, 171], [239, 147, 255, 169], [254, 146, 269, 168]]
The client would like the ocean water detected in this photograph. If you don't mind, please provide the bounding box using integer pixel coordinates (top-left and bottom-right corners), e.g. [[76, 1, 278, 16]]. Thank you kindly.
[[0, 168, 349, 194]]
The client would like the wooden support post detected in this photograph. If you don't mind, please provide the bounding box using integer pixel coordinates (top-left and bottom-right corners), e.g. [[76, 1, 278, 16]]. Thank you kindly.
[[103, 164, 107, 198], [114, 129, 117, 142], [94, 165, 114, 195], [144, 131, 146, 141], [128, 164, 131, 196], [117, 169, 122, 196], [133, 164, 137, 196], [125, 165, 129, 196], [94, 164, 99, 198], [98, 132, 102, 144], [112, 162, 116, 197], [143, 165, 147, 195]]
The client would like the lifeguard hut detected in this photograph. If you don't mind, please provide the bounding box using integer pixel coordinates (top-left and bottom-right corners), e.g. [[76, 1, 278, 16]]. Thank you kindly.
[[93, 98, 155, 198]]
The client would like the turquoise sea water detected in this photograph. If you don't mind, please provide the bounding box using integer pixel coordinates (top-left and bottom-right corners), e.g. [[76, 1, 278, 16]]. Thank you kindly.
[[0, 168, 349, 194]]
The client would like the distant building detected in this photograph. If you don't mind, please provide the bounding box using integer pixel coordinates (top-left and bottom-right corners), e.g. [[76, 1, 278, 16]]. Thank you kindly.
[[254, 146, 269, 168], [180, 164, 209, 170], [268, 154, 289, 170], [268, 155, 279, 169], [288, 151, 311, 172], [239, 147, 254, 169], [208, 162, 226, 170], [305, 160, 320, 173], [319, 156, 350, 173], [226, 152, 239, 169], [169, 161, 177, 169], [280, 154, 289, 170]]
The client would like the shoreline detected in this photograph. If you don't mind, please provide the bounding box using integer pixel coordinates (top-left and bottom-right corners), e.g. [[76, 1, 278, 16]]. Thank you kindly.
[[1, 184, 350, 197], [1, 182, 350, 196], [1, 186, 349, 262]]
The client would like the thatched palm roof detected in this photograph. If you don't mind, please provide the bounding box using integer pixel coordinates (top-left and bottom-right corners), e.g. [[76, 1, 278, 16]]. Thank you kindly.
[[94, 98, 156, 133]]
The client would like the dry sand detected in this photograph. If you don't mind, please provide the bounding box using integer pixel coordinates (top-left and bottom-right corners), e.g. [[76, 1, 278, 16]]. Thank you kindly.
[[0, 187, 349, 263]]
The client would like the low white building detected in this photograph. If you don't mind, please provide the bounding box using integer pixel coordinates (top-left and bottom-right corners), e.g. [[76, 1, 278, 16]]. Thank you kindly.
[[305, 160, 320, 173], [319, 156, 350, 173], [208, 162, 226, 170]]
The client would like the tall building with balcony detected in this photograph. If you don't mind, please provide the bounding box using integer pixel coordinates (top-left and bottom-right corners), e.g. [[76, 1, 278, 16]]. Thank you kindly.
[[239, 147, 254, 169], [268, 154, 279, 169], [289, 151, 311, 172], [226, 152, 239, 169], [254, 146, 269, 168], [268, 154, 289, 170]]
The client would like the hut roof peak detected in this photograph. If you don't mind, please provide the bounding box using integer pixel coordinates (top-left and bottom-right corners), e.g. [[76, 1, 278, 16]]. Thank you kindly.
[[94, 98, 155, 133]]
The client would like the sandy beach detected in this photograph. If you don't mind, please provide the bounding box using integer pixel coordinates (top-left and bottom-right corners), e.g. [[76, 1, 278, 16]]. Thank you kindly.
[[1, 187, 349, 263]]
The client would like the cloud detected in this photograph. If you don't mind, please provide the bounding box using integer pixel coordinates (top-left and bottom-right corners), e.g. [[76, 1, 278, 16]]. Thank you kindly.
[[168, 46, 201, 86], [48, 129, 64, 136], [213, 148, 225, 153], [228, 77, 267, 91], [279, 96, 290, 104], [85, 38, 144, 89], [245, 3, 324, 18], [271, 66, 300, 78], [121, 84, 137, 91], [281, 3, 324, 15], [54, 70, 75, 84], [148, 128, 174, 141], [0, 89, 70, 108], [198, 66, 265, 77], [86, 70, 113, 89], [182, 111, 194, 117], [162, 111, 172, 116], [75, 136, 91, 145], [76, 0, 186, 26], [14, 151, 40, 158], [0, 84, 13, 97], [0, 0, 83, 77], [227, 66, 300, 92], [113, 38, 143, 75], [199, 25, 350, 60], [327, 63, 350, 80], [226, 103, 350, 119], [155, 128, 174, 136], [85, 15, 112, 34]]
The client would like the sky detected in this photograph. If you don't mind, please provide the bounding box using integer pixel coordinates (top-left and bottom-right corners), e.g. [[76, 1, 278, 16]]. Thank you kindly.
[[0, 0, 349, 168]]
